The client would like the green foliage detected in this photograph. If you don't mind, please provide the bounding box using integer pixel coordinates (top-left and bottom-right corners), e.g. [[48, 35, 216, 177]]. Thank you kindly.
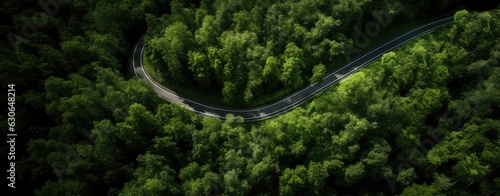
[[262, 56, 281, 91], [188, 50, 211, 87], [401, 183, 444, 196], [310, 63, 326, 84], [149, 22, 194, 81], [279, 166, 307, 195], [142, 0, 459, 106], [280, 57, 303, 89], [344, 162, 365, 184], [222, 81, 237, 104], [6, 0, 500, 195], [397, 168, 417, 186], [453, 153, 490, 182], [120, 153, 180, 195]]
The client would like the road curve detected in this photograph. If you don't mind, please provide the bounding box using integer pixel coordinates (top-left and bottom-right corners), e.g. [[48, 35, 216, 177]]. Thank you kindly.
[[132, 17, 454, 122]]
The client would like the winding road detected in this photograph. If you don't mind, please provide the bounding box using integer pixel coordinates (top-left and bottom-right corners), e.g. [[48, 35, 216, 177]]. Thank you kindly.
[[132, 17, 454, 122]]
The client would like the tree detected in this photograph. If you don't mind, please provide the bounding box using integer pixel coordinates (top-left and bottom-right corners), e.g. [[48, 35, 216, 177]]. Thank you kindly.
[[233, 11, 258, 32], [148, 22, 194, 80], [192, 118, 223, 162], [452, 153, 490, 183], [244, 62, 263, 102], [362, 138, 391, 172], [310, 14, 339, 40], [381, 51, 397, 73], [182, 171, 222, 195], [179, 162, 203, 182], [87, 32, 122, 70], [401, 183, 444, 196], [280, 57, 303, 89], [120, 153, 179, 195], [282, 42, 304, 63], [431, 173, 453, 191], [60, 36, 91, 71], [262, 56, 281, 91], [310, 63, 326, 84], [344, 162, 365, 184], [117, 103, 157, 151], [397, 168, 417, 186], [279, 165, 307, 195], [195, 15, 220, 46], [223, 169, 250, 195], [264, 3, 293, 53], [222, 81, 237, 104], [35, 180, 90, 196], [334, 71, 379, 113], [188, 51, 212, 87], [91, 2, 130, 36], [304, 14, 343, 63], [306, 161, 329, 193]]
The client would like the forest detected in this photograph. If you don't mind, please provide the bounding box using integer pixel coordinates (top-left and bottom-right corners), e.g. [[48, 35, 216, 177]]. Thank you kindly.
[[144, 0, 466, 106], [1, 0, 499, 195]]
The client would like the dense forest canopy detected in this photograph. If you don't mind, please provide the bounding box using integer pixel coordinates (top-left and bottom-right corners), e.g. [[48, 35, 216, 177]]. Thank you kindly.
[[146, 0, 468, 106], [145, 0, 465, 105], [0, 0, 499, 195]]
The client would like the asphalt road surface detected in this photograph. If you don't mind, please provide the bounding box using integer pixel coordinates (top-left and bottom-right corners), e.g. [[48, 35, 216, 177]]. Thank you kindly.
[[132, 17, 454, 122]]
